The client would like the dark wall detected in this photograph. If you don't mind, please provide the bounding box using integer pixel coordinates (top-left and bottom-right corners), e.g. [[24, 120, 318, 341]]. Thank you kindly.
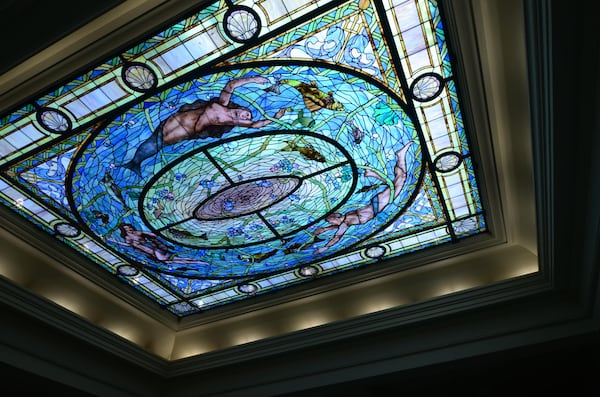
[[0, 363, 95, 396], [2, 331, 599, 396], [278, 333, 600, 396]]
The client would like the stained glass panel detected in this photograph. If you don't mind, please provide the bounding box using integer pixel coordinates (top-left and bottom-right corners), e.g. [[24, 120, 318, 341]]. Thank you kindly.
[[0, 0, 486, 316]]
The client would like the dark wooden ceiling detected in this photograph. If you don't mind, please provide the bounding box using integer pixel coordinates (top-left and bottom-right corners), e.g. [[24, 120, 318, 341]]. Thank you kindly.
[[0, 0, 124, 75]]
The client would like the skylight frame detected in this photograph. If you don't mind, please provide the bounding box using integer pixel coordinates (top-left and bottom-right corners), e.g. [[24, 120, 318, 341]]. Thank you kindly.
[[0, 0, 491, 317]]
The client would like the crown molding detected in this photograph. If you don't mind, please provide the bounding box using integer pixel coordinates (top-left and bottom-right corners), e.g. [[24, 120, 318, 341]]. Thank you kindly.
[[2, 0, 600, 395]]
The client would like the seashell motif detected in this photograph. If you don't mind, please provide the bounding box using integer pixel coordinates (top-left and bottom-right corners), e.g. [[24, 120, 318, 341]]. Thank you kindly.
[[39, 109, 70, 132], [117, 265, 139, 277], [453, 217, 478, 233], [172, 302, 194, 313], [238, 283, 258, 294], [298, 265, 319, 277], [124, 64, 157, 91], [226, 9, 259, 42], [411, 73, 443, 101], [54, 222, 80, 237], [434, 152, 462, 172], [365, 245, 386, 258]]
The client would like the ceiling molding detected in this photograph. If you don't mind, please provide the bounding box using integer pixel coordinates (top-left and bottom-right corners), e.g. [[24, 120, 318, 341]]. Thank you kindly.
[[4, 2, 597, 395], [0, 0, 543, 361]]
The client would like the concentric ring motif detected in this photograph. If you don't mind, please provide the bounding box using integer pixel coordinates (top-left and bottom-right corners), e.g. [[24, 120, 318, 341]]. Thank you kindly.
[[194, 176, 301, 220], [142, 133, 353, 249]]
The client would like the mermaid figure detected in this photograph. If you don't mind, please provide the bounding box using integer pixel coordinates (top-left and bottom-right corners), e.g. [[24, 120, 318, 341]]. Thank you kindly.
[[121, 76, 286, 177], [121, 120, 165, 177]]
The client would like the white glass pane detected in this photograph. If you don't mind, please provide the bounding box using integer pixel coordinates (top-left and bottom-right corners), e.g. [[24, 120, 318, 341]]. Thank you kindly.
[[403, 25, 427, 55], [154, 44, 195, 75], [183, 27, 220, 58], [18, 123, 46, 141], [423, 103, 444, 121], [395, 1, 421, 31], [5, 130, 34, 150], [64, 98, 94, 119], [99, 79, 128, 102], [36, 209, 58, 223], [78, 88, 112, 113], [0, 138, 17, 157]]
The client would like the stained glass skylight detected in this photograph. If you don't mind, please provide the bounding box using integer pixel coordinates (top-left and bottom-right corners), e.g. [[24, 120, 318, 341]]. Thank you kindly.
[[0, 0, 486, 316]]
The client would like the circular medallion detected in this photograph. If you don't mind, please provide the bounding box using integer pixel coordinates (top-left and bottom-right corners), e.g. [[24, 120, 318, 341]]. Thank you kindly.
[[433, 151, 462, 173], [54, 222, 80, 237], [454, 217, 478, 234], [171, 302, 195, 313], [122, 62, 158, 92], [37, 108, 72, 133], [117, 264, 139, 277], [298, 265, 319, 277], [223, 6, 261, 43], [410, 73, 444, 102], [140, 132, 354, 249], [194, 177, 301, 220], [365, 245, 386, 258], [238, 283, 258, 294]]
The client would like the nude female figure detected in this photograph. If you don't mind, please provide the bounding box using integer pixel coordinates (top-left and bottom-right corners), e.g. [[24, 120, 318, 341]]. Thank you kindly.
[[108, 223, 206, 265], [122, 76, 286, 177], [314, 142, 413, 253]]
